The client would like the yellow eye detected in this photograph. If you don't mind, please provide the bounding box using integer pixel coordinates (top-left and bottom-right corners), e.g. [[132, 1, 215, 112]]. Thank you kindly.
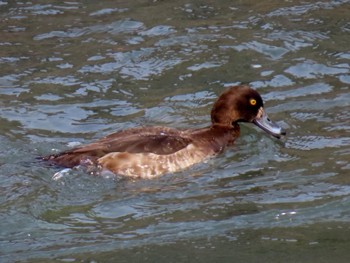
[[250, 99, 257, 106]]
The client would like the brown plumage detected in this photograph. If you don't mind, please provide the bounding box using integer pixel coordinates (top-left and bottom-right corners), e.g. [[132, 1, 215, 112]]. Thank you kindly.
[[43, 85, 285, 179]]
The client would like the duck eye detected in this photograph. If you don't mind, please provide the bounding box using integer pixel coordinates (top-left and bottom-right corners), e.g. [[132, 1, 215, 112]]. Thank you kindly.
[[250, 99, 257, 106]]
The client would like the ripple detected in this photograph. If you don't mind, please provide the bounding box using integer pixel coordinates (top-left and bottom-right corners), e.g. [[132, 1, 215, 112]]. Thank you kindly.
[[285, 61, 349, 79], [34, 93, 62, 101], [23, 4, 64, 15], [74, 78, 115, 95], [31, 75, 81, 86], [0, 56, 29, 63], [266, 30, 328, 51], [251, 74, 295, 88], [339, 75, 350, 84], [80, 48, 183, 80], [120, 57, 182, 80], [34, 19, 144, 40], [286, 136, 350, 150], [267, 0, 349, 17], [234, 41, 289, 60], [93, 201, 140, 219], [89, 8, 128, 16], [155, 34, 217, 47], [139, 25, 176, 37], [187, 61, 223, 71], [264, 83, 332, 101], [165, 90, 216, 102], [290, 112, 332, 122], [0, 73, 29, 89], [0, 99, 140, 133]]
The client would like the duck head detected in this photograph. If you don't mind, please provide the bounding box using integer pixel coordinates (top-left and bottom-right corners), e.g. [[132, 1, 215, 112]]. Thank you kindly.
[[211, 85, 286, 138]]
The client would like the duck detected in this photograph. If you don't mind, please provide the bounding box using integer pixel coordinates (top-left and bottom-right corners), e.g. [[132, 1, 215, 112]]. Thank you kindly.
[[43, 85, 285, 179]]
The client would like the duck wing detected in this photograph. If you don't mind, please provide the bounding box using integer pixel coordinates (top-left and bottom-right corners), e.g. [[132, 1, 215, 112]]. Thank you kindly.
[[44, 126, 193, 168]]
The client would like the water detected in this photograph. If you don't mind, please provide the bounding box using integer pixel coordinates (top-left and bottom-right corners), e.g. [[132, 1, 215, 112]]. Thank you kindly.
[[1, 0, 350, 262]]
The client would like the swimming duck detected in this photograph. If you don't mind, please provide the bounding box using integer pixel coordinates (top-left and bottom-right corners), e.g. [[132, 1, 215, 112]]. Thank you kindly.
[[44, 85, 285, 179]]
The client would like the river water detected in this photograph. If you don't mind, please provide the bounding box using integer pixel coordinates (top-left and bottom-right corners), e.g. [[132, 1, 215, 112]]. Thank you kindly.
[[1, 0, 350, 262]]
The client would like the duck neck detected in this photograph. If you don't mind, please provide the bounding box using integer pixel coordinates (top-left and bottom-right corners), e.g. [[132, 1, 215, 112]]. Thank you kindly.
[[195, 123, 240, 153], [210, 123, 240, 140]]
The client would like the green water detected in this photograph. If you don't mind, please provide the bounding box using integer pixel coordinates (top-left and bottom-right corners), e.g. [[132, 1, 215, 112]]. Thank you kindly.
[[1, 0, 350, 262]]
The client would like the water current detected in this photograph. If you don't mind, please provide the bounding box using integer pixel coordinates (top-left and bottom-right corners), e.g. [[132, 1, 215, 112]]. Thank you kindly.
[[0, 0, 350, 262]]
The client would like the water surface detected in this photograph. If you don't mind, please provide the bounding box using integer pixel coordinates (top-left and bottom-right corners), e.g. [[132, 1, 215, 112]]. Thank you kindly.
[[1, 0, 350, 262]]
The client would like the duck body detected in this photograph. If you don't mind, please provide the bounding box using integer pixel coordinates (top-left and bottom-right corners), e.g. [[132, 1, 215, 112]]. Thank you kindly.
[[44, 85, 285, 178], [46, 125, 239, 179]]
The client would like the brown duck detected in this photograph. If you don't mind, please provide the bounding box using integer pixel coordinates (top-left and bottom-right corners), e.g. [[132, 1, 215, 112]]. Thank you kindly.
[[43, 85, 285, 179]]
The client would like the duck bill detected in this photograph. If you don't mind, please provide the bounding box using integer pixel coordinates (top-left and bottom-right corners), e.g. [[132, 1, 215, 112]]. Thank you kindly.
[[253, 108, 285, 139]]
